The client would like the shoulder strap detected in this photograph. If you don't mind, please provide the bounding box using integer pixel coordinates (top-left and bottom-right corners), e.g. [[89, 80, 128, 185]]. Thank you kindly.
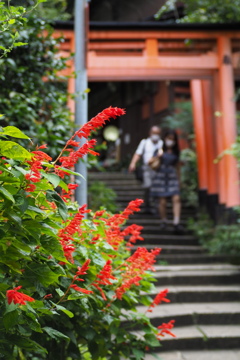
[[142, 139, 147, 156]]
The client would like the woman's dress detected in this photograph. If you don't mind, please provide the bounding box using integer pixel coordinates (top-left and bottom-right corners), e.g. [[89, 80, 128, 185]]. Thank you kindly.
[[151, 152, 180, 198]]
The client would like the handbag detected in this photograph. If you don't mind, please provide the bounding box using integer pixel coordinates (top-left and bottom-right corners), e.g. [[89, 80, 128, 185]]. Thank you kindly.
[[148, 156, 161, 171]]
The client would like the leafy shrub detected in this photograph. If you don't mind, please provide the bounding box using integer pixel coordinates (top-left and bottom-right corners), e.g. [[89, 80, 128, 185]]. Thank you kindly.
[[180, 148, 198, 207], [0, 15, 73, 159], [188, 210, 240, 263], [88, 180, 117, 213], [0, 108, 175, 359]]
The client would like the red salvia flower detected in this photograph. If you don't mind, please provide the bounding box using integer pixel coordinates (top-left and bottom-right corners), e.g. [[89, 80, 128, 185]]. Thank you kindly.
[[157, 320, 176, 338], [59, 139, 97, 169], [74, 259, 91, 281], [70, 284, 93, 294], [58, 205, 90, 262], [92, 260, 117, 300], [6, 286, 35, 305], [25, 184, 36, 192], [115, 275, 142, 300], [74, 107, 125, 139], [43, 294, 53, 299], [147, 289, 170, 312], [121, 224, 144, 247], [114, 247, 161, 299]]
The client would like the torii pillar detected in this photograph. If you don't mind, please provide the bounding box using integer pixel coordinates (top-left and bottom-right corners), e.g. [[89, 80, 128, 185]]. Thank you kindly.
[[190, 79, 208, 206], [218, 36, 240, 208]]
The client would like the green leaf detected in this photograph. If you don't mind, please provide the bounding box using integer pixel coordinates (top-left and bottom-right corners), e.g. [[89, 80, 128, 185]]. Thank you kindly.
[[8, 334, 47, 352], [3, 310, 19, 330], [42, 172, 61, 188], [46, 190, 68, 221], [13, 42, 27, 47], [0, 141, 32, 160], [43, 326, 69, 341], [52, 303, 74, 318], [0, 185, 15, 203], [57, 166, 85, 178], [132, 348, 145, 360], [55, 288, 65, 297], [144, 334, 160, 347], [2, 126, 30, 139]]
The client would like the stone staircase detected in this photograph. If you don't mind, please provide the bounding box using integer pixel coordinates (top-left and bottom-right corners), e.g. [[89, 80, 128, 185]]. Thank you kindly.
[[89, 172, 240, 359]]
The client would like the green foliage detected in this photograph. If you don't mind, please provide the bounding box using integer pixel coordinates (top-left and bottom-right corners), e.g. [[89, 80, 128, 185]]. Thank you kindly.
[[188, 210, 240, 263], [155, 0, 240, 23], [0, 15, 73, 159], [11, 0, 71, 21], [0, 0, 45, 57], [220, 135, 240, 168], [0, 124, 166, 359], [88, 180, 117, 213], [161, 101, 194, 143], [180, 148, 198, 207]]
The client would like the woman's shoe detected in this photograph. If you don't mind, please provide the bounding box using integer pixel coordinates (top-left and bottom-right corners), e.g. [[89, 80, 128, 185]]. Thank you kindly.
[[174, 224, 184, 234]]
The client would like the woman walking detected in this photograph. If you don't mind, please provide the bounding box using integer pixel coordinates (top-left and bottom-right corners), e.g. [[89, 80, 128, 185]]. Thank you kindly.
[[150, 130, 183, 233]]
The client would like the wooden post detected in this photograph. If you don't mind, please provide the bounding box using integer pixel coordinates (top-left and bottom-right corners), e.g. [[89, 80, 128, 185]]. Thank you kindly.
[[201, 80, 218, 195], [213, 71, 227, 205], [191, 80, 208, 194], [218, 36, 240, 207]]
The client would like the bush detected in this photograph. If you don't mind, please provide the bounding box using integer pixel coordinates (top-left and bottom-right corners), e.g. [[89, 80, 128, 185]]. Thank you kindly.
[[188, 209, 240, 263], [180, 148, 198, 207], [0, 107, 175, 359], [0, 15, 73, 159]]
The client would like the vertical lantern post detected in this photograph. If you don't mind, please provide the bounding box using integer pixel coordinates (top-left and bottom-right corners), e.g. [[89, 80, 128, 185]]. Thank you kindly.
[[74, 0, 89, 206]]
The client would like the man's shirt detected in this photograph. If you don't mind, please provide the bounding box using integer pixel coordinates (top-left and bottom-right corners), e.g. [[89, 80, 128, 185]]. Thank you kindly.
[[136, 138, 163, 165]]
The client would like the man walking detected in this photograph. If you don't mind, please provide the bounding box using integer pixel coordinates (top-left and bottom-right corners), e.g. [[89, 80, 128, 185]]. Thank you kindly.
[[128, 126, 163, 213]]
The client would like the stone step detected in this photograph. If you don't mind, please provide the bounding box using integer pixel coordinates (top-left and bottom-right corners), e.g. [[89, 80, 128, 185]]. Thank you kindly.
[[131, 233, 197, 244], [141, 227, 194, 237], [136, 303, 240, 327], [89, 172, 135, 179], [127, 218, 189, 226], [158, 254, 233, 265], [149, 284, 240, 303], [129, 212, 196, 220], [147, 325, 240, 352], [145, 349, 240, 360], [154, 269, 240, 286], [132, 244, 204, 255], [154, 263, 240, 272], [135, 236, 198, 246], [90, 179, 141, 185]]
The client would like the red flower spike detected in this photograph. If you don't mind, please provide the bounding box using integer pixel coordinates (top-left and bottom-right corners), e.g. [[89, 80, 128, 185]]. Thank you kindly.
[[121, 224, 144, 247], [6, 286, 35, 305], [115, 275, 142, 300], [157, 320, 176, 338], [74, 107, 125, 139], [43, 294, 53, 299], [147, 289, 170, 312], [58, 205, 90, 262], [91, 260, 117, 300], [70, 284, 93, 294], [25, 184, 36, 192]]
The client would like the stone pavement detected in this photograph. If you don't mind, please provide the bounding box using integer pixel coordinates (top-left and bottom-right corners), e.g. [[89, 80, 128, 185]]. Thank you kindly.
[[89, 172, 240, 359], [145, 349, 240, 360]]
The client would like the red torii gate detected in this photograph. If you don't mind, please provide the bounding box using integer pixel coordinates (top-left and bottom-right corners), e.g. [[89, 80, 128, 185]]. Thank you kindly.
[[54, 22, 240, 209]]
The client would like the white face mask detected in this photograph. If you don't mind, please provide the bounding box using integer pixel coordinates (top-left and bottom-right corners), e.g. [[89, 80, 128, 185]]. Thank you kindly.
[[165, 139, 175, 147], [150, 134, 160, 142]]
